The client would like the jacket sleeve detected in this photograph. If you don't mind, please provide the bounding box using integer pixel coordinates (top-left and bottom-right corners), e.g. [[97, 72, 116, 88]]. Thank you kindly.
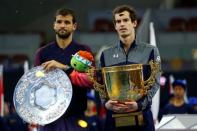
[[34, 48, 42, 66], [137, 47, 162, 111], [99, 52, 105, 67]]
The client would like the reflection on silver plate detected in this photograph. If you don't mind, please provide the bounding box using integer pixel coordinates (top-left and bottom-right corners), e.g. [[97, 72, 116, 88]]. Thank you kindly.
[[13, 66, 72, 125]]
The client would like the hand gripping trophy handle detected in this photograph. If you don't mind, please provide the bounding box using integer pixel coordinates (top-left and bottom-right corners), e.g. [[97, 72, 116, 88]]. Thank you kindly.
[[144, 60, 161, 90], [86, 68, 108, 99]]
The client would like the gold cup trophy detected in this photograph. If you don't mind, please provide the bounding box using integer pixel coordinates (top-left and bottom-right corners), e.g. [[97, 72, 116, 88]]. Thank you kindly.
[[87, 60, 160, 127]]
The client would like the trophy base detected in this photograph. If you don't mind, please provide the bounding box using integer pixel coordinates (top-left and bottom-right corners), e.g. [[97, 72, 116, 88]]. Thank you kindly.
[[112, 112, 144, 127]]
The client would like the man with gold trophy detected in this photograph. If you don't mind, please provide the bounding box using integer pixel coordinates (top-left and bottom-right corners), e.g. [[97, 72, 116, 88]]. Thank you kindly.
[[88, 5, 161, 131]]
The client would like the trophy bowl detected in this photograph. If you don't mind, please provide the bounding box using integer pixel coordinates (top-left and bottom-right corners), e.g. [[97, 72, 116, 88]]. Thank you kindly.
[[87, 60, 160, 102], [102, 64, 145, 102]]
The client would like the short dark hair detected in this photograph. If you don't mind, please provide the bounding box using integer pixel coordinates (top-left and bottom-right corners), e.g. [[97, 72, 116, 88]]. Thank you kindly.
[[112, 5, 137, 24], [172, 79, 187, 90], [55, 8, 77, 23]]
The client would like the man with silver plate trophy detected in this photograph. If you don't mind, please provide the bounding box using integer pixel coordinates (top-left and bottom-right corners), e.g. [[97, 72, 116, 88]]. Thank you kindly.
[[88, 5, 161, 131], [13, 8, 94, 131]]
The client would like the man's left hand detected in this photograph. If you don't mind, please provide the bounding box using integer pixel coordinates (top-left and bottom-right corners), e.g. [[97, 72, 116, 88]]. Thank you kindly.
[[123, 101, 138, 112], [105, 100, 138, 113], [42, 60, 68, 72]]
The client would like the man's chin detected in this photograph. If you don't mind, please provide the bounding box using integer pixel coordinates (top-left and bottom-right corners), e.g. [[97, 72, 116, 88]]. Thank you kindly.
[[57, 33, 70, 39], [121, 34, 129, 38]]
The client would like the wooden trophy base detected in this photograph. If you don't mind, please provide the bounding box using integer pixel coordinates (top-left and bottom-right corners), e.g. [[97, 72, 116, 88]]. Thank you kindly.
[[112, 111, 144, 127]]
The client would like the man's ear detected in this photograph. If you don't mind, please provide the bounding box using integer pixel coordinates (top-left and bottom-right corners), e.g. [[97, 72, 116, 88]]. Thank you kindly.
[[73, 23, 77, 30], [114, 23, 118, 31], [53, 21, 56, 30], [133, 20, 137, 28]]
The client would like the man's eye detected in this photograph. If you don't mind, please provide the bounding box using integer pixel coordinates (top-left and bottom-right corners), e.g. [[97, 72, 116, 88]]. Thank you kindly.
[[56, 20, 62, 24], [116, 20, 121, 23], [64, 21, 71, 24], [123, 19, 129, 22]]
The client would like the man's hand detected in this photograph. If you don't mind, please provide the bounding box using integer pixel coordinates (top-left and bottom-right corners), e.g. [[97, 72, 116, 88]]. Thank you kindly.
[[105, 100, 138, 113], [42, 60, 68, 72], [124, 101, 138, 112]]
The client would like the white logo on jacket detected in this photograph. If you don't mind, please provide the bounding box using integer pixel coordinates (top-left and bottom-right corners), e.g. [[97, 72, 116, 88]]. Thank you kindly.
[[113, 54, 119, 58], [156, 56, 161, 62]]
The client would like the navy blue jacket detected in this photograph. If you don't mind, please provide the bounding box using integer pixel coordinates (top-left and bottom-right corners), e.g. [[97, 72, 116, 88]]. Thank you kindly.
[[34, 40, 91, 117]]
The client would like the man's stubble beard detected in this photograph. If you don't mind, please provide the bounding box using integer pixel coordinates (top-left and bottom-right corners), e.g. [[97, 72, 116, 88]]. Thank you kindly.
[[120, 30, 135, 39], [56, 30, 71, 39], [121, 34, 129, 38], [118, 30, 130, 38], [120, 33, 130, 39]]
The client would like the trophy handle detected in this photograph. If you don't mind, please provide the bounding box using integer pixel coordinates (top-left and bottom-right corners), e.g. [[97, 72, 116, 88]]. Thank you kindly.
[[86, 67, 108, 99], [144, 60, 160, 90]]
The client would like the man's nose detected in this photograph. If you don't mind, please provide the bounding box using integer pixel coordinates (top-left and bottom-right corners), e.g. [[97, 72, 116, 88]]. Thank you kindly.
[[120, 21, 125, 26], [60, 22, 66, 27]]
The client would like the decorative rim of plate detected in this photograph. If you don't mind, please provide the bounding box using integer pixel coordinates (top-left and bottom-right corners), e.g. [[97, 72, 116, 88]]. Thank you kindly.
[[13, 66, 72, 125]]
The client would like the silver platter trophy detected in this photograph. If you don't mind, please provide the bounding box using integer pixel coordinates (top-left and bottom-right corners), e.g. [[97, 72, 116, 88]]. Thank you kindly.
[[13, 66, 72, 125]]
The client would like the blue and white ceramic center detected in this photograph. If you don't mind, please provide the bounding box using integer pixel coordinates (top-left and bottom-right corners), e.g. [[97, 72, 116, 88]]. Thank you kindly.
[[35, 84, 56, 110]]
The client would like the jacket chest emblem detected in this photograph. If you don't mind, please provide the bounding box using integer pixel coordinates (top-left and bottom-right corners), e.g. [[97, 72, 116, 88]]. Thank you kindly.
[[113, 54, 119, 58]]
